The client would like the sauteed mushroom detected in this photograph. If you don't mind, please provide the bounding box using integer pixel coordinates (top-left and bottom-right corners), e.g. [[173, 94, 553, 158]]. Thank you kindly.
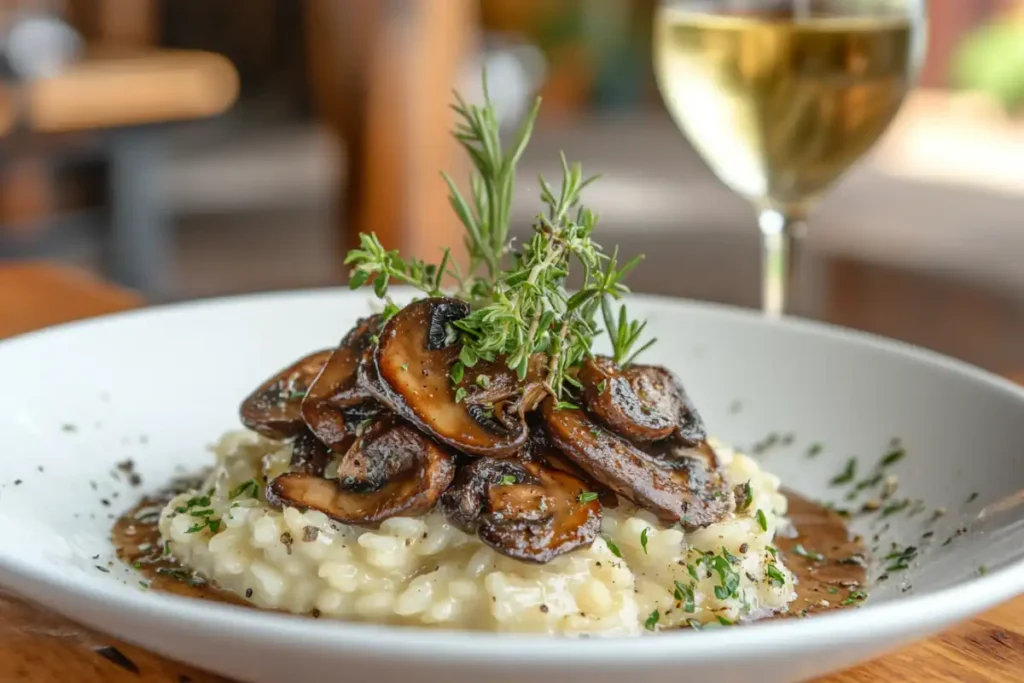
[[542, 398, 731, 527], [360, 297, 538, 457], [441, 457, 601, 563], [289, 429, 334, 476], [579, 357, 705, 445], [240, 349, 333, 439], [301, 315, 383, 450], [268, 417, 454, 525]]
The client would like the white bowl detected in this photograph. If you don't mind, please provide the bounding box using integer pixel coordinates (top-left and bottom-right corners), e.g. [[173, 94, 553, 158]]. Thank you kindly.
[[0, 290, 1022, 683]]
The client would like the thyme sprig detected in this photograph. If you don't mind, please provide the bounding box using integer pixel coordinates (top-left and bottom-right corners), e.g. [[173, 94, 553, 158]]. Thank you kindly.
[[344, 74, 655, 397]]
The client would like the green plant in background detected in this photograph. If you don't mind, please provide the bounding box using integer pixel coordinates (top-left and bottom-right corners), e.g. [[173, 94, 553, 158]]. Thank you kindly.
[[951, 14, 1024, 116]]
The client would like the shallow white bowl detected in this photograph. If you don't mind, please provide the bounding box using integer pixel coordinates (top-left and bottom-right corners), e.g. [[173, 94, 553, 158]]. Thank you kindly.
[[1, 290, 1023, 683]]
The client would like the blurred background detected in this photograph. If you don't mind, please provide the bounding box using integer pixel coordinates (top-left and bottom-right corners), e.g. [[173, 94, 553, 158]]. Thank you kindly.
[[1, 0, 1024, 371]]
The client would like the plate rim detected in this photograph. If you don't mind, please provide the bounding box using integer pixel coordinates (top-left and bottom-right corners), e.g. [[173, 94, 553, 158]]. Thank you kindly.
[[1, 286, 1023, 662]]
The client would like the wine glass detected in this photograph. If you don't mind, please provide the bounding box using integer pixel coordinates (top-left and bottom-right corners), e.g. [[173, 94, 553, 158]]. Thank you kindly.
[[653, 0, 927, 316]]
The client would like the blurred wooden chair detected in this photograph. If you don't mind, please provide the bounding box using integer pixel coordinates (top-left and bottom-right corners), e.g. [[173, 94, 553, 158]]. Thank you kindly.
[[305, 0, 476, 276], [0, 1, 238, 297]]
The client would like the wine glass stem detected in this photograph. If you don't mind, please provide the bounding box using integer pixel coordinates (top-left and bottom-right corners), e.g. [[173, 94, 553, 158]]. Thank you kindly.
[[758, 209, 803, 317]]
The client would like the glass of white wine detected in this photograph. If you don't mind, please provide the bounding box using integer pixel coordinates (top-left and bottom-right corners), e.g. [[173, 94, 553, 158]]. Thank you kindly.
[[653, 0, 926, 316]]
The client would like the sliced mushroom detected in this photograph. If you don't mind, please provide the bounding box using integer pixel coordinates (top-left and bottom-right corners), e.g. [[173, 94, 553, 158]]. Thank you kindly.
[[268, 417, 454, 526], [301, 315, 383, 450], [520, 418, 617, 508], [441, 457, 601, 563], [542, 398, 731, 527], [359, 297, 538, 457], [289, 429, 335, 476], [579, 357, 705, 445], [240, 349, 333, 439]]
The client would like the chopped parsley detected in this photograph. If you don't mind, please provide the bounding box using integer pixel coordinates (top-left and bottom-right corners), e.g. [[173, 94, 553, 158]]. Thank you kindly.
[[577, 491, 599, 504], [765, 563, 786, 587], [705, 551, 741, 600], [830, 458, 857, 486], [755, 509, 768, 532], [736, 481, 753, 511], [229, 478, 260, 500], [879, 447, 906, 468], [450, 361, 465, 385], [880, 498, 910, 518], [673, 580, 696, 612], [640, 527, 650, 554], [644, 609, 660, 631], [841, 590, 868, 606], [792, 544, 825, 562], [884, 546, 917, 572]]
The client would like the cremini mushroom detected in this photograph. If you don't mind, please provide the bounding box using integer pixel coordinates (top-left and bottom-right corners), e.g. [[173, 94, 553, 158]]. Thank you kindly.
[[441, 456, 601, 563], [579, 356, 705, 445], [542, 397, 731, 528], [301, 315, 383, 450], [268, 417, 454, 526], [359, 297, 540, 457], [240, 349, 333, 439]]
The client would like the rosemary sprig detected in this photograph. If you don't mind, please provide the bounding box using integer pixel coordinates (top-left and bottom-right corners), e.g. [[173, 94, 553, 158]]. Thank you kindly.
[[343, 74, 655, 397]]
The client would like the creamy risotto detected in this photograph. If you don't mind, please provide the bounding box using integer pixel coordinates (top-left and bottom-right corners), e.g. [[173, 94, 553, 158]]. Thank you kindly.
[[159, 431, 795, 635]]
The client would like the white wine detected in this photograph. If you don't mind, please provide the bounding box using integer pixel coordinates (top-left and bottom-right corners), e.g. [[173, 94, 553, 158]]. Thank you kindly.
[[654, 9, 915, 211]]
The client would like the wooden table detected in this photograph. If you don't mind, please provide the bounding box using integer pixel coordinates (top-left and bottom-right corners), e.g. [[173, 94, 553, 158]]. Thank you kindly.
[[1, 262, 1023, 682]]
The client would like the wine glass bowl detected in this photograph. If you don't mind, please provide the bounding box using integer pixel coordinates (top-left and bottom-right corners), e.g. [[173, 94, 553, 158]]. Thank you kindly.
[[653, 0, 926, 315]]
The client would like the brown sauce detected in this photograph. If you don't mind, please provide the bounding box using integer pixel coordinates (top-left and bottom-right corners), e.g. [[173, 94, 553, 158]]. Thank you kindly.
[[774, 489, 868, 616], [113, 481, 247, 607], [112, 487, 867, 622]]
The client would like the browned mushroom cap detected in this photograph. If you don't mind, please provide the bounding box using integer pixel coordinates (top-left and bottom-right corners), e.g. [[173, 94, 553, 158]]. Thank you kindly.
[[359, 297, 538, 457], [268, 417, 455, 526], [240, 349, 333, 439], [301, 315, 383, 450], [579, 357, 706, 445], [441, 457, 601, 563], [542, 398, 731, 528], [289, 429, 335, 476]]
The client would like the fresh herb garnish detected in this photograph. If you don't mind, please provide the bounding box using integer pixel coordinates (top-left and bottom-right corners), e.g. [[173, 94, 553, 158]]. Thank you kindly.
[[765, 563, 786, 587], [755, 509, 768, 532], [577, 491, 599, 504], [640, 527, 650, 554], [450, 361, 465, 385], [830, 458, 857, 486], [792, 544, 825, 562], [879, 447, 906, 468], [673, 580, 696, 612], [229, 478, 260, 500], [344, 75, 653, 398], [736, 481, 753, 511], [841, 590, 868, 606], [644, 609, 660, 631]]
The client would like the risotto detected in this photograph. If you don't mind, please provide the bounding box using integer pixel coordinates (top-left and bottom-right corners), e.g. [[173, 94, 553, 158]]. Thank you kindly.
[[159, 431, 796, 635]]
